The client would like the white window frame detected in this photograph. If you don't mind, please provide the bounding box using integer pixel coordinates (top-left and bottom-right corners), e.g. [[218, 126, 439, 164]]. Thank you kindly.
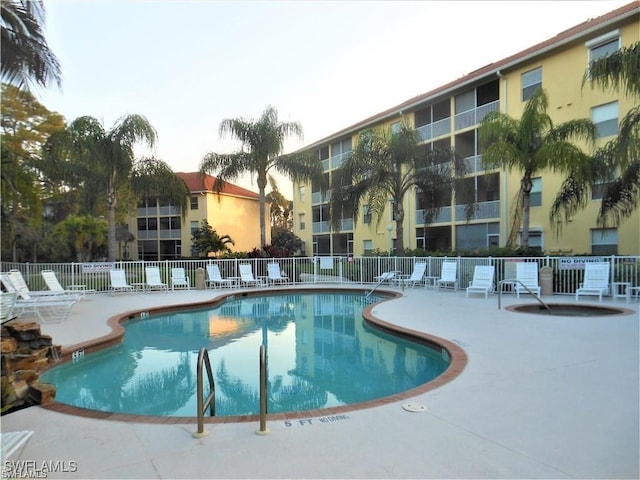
[[591, 228, 618, 255], [586, 30, 620, 63], [521, 67, 542, 102], [530, 177, 542, 207], [591, 101, 618, 138]]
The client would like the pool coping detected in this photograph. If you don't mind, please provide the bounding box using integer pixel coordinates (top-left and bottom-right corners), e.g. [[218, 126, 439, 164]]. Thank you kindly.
[[42, 287, 468, 424]]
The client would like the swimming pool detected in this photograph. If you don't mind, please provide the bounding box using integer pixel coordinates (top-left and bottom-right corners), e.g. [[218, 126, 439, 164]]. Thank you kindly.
[[43, 291, 453, 418]]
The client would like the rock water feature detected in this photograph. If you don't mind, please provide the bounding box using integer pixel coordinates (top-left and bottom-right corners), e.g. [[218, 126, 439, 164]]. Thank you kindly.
[[1, 321, 61, 413]]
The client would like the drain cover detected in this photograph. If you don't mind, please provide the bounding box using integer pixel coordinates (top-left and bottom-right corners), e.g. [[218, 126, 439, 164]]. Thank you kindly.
[[402, 403, 427, 413]]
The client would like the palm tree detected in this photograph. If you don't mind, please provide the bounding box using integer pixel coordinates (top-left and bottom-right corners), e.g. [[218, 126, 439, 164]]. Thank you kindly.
[[479, 88, 596, 248], [199, 105, 324, 249], [44, 116, 189, 261], [329, 122, 462, 253], [551, 42, 640, 228], [1, 0, 62, 91]]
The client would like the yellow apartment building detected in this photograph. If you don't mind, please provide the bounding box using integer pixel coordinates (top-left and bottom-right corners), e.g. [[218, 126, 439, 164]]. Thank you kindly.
[[126, 172, 267, 260], [292, 1, 639, 257]]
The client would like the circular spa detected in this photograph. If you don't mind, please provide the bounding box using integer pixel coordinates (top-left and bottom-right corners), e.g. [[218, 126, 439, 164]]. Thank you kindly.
[[42, 291, 461, 420], [507, 303, 629, 316]]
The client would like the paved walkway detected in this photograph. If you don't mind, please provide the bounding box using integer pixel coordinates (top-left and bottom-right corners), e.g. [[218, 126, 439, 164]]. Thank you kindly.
[[2, 286, 638, 479]]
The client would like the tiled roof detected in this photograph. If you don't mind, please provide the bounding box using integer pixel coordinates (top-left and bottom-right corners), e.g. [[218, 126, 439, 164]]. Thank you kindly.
[[304, 1, 639, 150], [175, 172, 260, 199]]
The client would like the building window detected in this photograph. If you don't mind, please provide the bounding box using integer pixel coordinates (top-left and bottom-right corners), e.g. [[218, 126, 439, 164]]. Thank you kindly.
[[298, 185, 305, 202], [530, 177, 542, 207], [190, 221, 199, 235], [299, 213, 306, 230], [363, 205, 372, 224], [591, 101, 618, 138], [363, 240, 373, 256], [521, 67, 542, 101], [586, 30, 620, 63], [591, 228, 617, 255], [527, 230, 543, 252], [390, 121, 401, 134], [190, 196, 198, 210]]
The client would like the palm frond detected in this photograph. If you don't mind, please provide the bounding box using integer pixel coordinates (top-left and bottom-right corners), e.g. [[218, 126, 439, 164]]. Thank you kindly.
[[597, 160, 640, 227], [583, 42, 640, 98]]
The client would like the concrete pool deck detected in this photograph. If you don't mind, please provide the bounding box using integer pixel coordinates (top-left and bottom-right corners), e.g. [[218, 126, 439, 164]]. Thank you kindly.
[[2, 285, 638, 479]]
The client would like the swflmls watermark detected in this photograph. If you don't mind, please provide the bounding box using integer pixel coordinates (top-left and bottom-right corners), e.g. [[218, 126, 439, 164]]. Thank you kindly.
[[2, 460, 78, 479]]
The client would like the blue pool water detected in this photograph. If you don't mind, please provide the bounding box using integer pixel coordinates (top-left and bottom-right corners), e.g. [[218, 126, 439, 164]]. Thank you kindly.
[[42, 292, 450, 417]]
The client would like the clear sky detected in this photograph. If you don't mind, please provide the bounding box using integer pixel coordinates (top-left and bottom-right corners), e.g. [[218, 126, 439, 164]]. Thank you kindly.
[[38, 0, 631, 197]]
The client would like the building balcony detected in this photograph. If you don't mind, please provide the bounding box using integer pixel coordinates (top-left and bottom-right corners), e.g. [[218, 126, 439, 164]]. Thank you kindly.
[[462, 155, 485, 174], [312, 190, 331, 205], [454, 100, 499, 131], [312, 221, 330, 233], [416, 117, 451, 142], [455, 200, 500, 220], [415, 206, 452, 224]]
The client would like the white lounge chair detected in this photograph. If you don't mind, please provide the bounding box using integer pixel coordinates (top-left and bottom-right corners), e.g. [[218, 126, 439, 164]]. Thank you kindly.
[[7, 270, 76, 300], [239, 264, 263, 287], [206, 265, 235, 288], [1, 292, 18, 324], [267, 263, 289, 285], [171, 268, 191, 290], [436, 261, 458, 291], [402, 262, 427, 287], [2, 270, 80, 301], [2, 277, 78, 323], [1, 430, 33, 460], [145, 266, 168, 292], [515, 263, 541, 298], [466, 265, 495, 298], [109, 269, 134, 294], [41, 270, 93, 299], [575, 262, 610, 302], [374, 271, 396, 284]]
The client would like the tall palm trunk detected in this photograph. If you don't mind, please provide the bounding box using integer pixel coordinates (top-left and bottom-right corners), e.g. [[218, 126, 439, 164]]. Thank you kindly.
[[257, 173, 268, 248], [394, 202, 405, 253], [106, 180, 118, 261], [520, 175, 532, 249]]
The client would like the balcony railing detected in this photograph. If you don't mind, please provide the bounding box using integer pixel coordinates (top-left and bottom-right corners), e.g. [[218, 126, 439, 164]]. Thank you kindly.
[[455, 200, 500, 220], [312, 221, 330, 233], [312, 190, 331, 205], [416, 117, 451, 142], [454, 100, 499, 130], [462, 155, 485, 174], [415, 206, 452, 224]]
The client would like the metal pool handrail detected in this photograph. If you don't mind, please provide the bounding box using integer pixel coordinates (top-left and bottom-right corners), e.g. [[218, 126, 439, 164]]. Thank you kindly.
[[498, 279, 551, 311], [256, 344, 270, 435], [193, 348, 215, 438]]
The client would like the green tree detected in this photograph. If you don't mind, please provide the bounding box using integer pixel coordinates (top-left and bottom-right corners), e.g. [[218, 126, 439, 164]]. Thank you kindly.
[[266, 178, 293, 237], [0, 83, 64, 260], [329, 122, 462, 253], [0, 0, 62, 91], [479, 88, 595, 248], [44, 116, 189, 261], [551, 42, 640, 228], [191, 220, 234, 257], [50, 214, 108, 262], [199, 105, 324, 249], [271, 230, 303, 257]]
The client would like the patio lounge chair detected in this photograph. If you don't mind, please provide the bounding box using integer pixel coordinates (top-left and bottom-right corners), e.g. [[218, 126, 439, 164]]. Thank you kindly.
[[401, 262, 427, 287], [1, 292, 17, 324], [145, 266, 169, 292], [109, 269, 134, 294], [374, 271, 396, 284], [2, 276, 78, 323], [239, 264, 263, 287], [267, 263, 289, 285], [7, 270, 76, 300], [515, 262, 541, 298], [466, 265, 495, 298], [1, 430, 33, 460], [206, 265, 235, 288], [41, 270, 94, 298], [436, 261, 458, 291], [575, 262, 610, 302], [171, 268, 191, 290]]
